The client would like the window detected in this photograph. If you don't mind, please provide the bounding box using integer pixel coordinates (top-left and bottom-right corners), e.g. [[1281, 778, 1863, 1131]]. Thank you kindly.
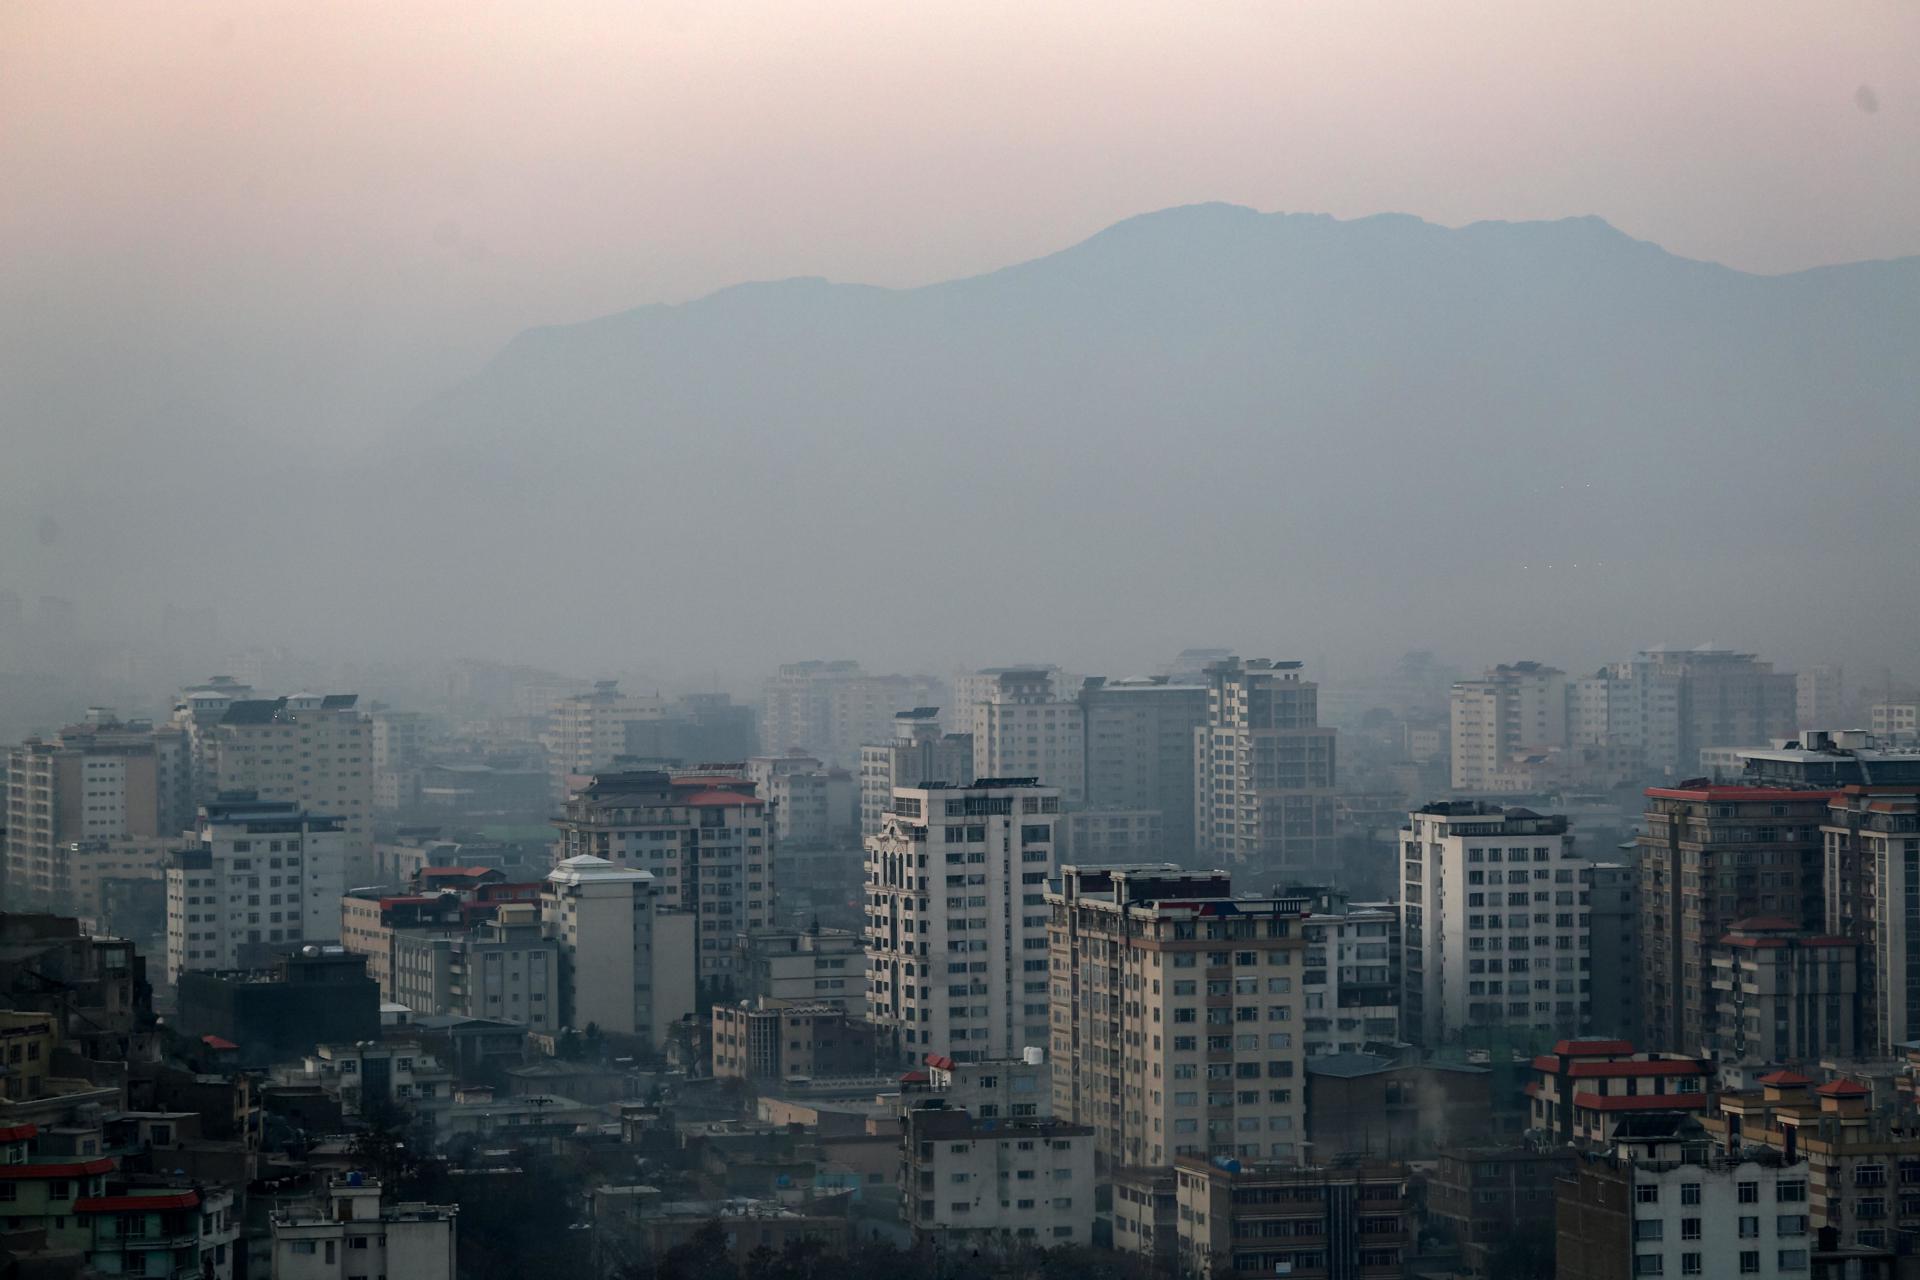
[[1634, 1221, 1664, 1242], [1776, 1250, 1807, 1272], [1681, 1255, 1702, 1276], [291, 1241, 317, 1255], [1739, 1216, 1759, 1238], [1776, 1216, 1807, 1237], [1776, 1180, 1806, 1203], [1680, 1183, 1701, 1205], [1680, 1219, 1700, 1241], [1634, 1256, 1665, 1276], [1739, 1252, 1760, 1274], [1635, 1184, 1660, 1204], [1738, 1181, 1760, 1203]]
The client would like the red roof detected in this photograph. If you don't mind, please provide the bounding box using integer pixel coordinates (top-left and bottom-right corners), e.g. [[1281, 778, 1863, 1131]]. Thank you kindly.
[[1568, 1060, 1702, 1079], [1573, 1092, 1708, 1112], [0, 1157, 115, 1180], [1818, 1079, 1870, 1097], [1551, 1040, 1635, 1057], [1759, 1071, 1814, 1087], [419, 866, 500, 879], [899, 1070, 929, 1084], [924, 1054, 956, 1071], [1647, 786, 1837, 803], [201, 1034, 238, 1052], [682, 789, 764, 808], [76, 1192, 199, 1213], [0, 1123, 36, 1143]]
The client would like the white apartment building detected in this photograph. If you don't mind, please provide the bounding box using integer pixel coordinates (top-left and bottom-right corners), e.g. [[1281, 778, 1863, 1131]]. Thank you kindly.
[[737, 926, 867, 1015], [1047, 865, 1310, 1168], [165, 797, 348, 982], [1872, 701, 1919, 743], [1450, 662, 1568, 791], [864, 780, 1061, 1060], [901, 1106, 1096, 1249], [271, 1175, 456, 1280], [1299, 896, 1401, 1056], [189, 693, 373, 864], [542, 853, 696, 1048], [553, 770, 775, 989], [1400, 801, 1590, 1046], [859, 708, 974, 836], [919, 1050, 1053, 1119], [1193, 659, 1338, 872], [1078, 677, 1208, 858], [972, 670, 1085, 805], [544, 680, 665, 796], [762, 660, 944, 767], [1568, 658, 1683, 776]]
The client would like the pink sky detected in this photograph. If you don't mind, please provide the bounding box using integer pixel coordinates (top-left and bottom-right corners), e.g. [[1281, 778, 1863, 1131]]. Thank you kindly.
[[3, 1, 1915, 425]]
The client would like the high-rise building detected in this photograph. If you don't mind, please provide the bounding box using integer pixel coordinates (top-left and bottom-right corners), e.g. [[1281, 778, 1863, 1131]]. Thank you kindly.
[[761, 660, 943, 768], [972, 669, 1086, 805], [736, 926, 867, 1015], [858, 708, 973, 836], [900, 1105, 1097, 1249], [551, 770, 774, 992], [1400, 801, 1589, 1046], [188, 693, 373, 871], [863, 779, 1061, 1061], [1078, 677, 1208, 858], [1567, 658, 1683, 777], [390, 904, 563, 1033], [4, 710, 190, 910], [1296, 890, 1401, 1056], [544, 680, 665, 796], [1640, 646, 1799, 770], [1636, 784, 1833, 1055], [1822, 787, 1920, 1056], [1171, 1156, 1410, 1280], [745, 754, 855, 846], [1796, 665, 1845, 732], [1586, 860, 1641, 1040], [1709, 918, 1860, 1063], [164, 796, 348, 982], [1449, 662, 1568, 792], [1193, 659, 1338, 874], [540, 853, 695, 1047], [1047, 865, 1309, 1168]]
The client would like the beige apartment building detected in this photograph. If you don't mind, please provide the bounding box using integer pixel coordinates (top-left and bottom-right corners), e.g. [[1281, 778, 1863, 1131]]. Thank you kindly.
[[541, 853, 695, 1047], [1450, 661, 1567, 792], [1047, 865, 1309, 1169], [858, 708, 973, 837], [864, 780, 1061, 1061], [1193, 659, 1338, 873], [193, 693, 373, 868], [543, 680, 665, 797]]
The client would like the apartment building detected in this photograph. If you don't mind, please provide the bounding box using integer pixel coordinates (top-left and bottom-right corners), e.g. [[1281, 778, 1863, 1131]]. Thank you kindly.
[[1527, 1040, 1711, 1146], [540, 853, 695, 1048], [917, 1050, 1052, 1118], [1172, 1156, 1410, 1280], [1400, 802, 1590, 1046], [270, 1175, 456, 1280], [1823, 787, 1920, 1055], [1710, 918, 1861, 1063], [1078, 677, 1208, 858], [972, 669, 1085, 805], [710, 1000, 881, 1082], [389, 904, 562, 1033], [762, 660, 944, 768], [901, 1105, 1096, 1249], [1427, 1147, 1577, 1276], [864, 780, 1061, 1060], [1798, 666, 1846, 732], [4, 711, 189, 910], [736, 926, 866, 1015], [1637, 784, 1833, 1055], [1568, 658, 1683, 777], [188, 694, 372, 866], [1047, 865, 1309, 1168], [339, 889, 464, 999], [1193, 659, 1339, 873], [745, 754, 855, 846], [1556, 1113, 1814, 1280], [1640, 645, 1799, 768], [858, 708, 973, 837], [544, 680, 665, 797], [1451, 662, 1568, 792], [552, 770, 775, 990], [1871, 702, 1919, 744], [164, 797, 348, 982], [1588, 860, 1641, 1039], [1298, 890, 1400, 1056]]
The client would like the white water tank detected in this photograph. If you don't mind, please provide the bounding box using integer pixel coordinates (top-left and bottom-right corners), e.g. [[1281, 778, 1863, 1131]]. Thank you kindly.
[[1022, 1045, 1045, 1066]]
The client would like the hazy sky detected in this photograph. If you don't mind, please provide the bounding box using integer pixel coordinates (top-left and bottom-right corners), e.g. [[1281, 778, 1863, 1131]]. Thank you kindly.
[[5, 1, 1915, 440]]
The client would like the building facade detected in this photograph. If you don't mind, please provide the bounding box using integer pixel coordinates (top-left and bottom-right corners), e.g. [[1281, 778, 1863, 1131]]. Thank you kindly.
[[1194, 659, 1339, 873], [541, 854, 696, 1047], [1047, 865, 1309, 1168], [1078, 677, 1208, 858], [1172, 1156, 1410, 1280], [971, 670, 1086, 806], [901, 1106, 1096, 1250], [857, 708, 973, 837], [1710, 917, 1860, 1063], [1451, 662, 1568, 792], [864, 780, 1060, 1060], [1401, 802, 1590, 1046]]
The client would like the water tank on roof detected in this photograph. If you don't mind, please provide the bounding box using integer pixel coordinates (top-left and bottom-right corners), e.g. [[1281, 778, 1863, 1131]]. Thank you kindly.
[[1023, 1046, 1045, 1066], [1213, 1156, 1241, 1173]]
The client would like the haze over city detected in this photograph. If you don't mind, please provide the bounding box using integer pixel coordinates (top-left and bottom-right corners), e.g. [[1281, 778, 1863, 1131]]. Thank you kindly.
[[3, 7, 1920, 1280]]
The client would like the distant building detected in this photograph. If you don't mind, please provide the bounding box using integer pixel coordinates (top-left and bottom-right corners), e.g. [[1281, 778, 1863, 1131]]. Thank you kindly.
[[1078, 677, 1208, 857], [184, 690, 373, 865], [901, 1105, 1096, 1249], [1870, 701, 1919, 743], [174, 947, 379, 1067], [745, 754, 855, 846], [914, 1050, 1051, 1119], [1172, 1155, 1410, 1280], [972, 669, 1086, 805], [1568, 657, 1682, 777], [1797, 666, 1845, 732], [165, 795, 348, 982], [761, 660, 944, 768], [857, 708, 972, 836], [541, 854, 695, 1048], [1427, 1146, 1576, 1276], [1297, 890, 1400, 1056], [1710, 917, 1860, 1063], [1193, 659, 1339, 873], [1738, 730, 1920, 789], [1047, 865, 1309, 1167], [390, 904, 562, 1033], [710, 1000, 880, 1082], [552, 770, 774, 990], [1451, 662, 1568, 792], [864, 780, 1060, 1060], [736, 926, 865, 1015], [270, 1174, 456, 1280], [1400, 801, 1589, 1046], [1636, 784, 1833, 1054], [1823, 786, 1920, 1055], [1060, 808, 1163, 865], [1304, 1051, 1491, 1159], [1640, 645, 1799, 767], [545, 680, 665, 797], [1586, 861, 1640, 1040]]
